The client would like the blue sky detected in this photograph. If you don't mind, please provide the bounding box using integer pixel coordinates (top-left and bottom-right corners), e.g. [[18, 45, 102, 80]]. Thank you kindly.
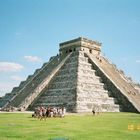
[[0, 0, 140, 96]]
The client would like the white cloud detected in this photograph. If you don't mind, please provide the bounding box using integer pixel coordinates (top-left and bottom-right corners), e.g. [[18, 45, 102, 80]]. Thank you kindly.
[[10, 75, 24, 81], [136, 60, 140, 63], [0, 62, 24, 72], [24, 55, 42, 62]]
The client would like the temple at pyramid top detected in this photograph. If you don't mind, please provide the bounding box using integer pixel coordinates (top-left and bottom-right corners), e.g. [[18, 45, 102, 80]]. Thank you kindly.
[[59, 37, 102, 55]]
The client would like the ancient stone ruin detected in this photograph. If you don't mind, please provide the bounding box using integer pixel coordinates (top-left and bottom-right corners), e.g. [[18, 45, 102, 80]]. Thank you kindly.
[[0, 37, 140, 112]]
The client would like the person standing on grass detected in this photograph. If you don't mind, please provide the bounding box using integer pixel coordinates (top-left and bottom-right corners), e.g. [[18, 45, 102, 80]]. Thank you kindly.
[[40, 107, 47, 121]]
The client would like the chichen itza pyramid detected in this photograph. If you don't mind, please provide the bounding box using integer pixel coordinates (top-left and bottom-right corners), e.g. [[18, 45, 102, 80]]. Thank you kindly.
[[0, 37, 140, 113]]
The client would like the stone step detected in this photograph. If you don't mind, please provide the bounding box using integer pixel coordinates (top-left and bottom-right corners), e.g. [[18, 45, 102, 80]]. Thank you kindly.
[[77, 91, 109, 98], [46, 87, 76, 92], [60, 64, 96, 75], [34, 68, 41, 74], [58, 68, 77, 75], [76, 104, 120, 112], [11, 87, 20, 93], [66, 59, 77, 64], [78, 69, 96, 75], [78, 78, 102, 83], [48, 81, 77, 89], [101, 104, 120, 112], [77, 82, 105, 90], [35, 102, 64, 107], [35, 97, 76, 107], [77, 81, 104, 85], [55, 74, 77, 78], [40, 89, 76, 97], [77, 74, 100, 80], [34, 101, 75, 107], [78, 88, 109, 94], [38, 94, 75, 101], [76, 102, 120, 112], [77, 96, 116, 104], [77, 88, 109, 94], [62, 62, 78, 68], [53, 75, 77, 82], [78, 62, 92, 69], [18, 81, 26, 88], [63, 61, 92, 69]]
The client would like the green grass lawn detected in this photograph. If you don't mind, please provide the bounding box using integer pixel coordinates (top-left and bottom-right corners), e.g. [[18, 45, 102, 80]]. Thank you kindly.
[[0, 112, 140, 140]]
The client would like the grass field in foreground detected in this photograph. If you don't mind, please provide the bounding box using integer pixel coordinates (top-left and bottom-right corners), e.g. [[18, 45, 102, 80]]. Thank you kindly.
[[0, 112, 140, 140]]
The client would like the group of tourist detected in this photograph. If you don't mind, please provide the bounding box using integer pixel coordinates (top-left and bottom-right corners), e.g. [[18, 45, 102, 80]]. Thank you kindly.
[[32, 106, 66, 120]]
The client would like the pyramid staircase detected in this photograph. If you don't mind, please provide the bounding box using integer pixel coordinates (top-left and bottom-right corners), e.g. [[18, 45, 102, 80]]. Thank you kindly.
[[29, 51, 119, 112]]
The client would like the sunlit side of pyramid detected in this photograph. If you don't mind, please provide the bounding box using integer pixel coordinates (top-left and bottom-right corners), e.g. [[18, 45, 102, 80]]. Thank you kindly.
[[0, 37, 140, 113]]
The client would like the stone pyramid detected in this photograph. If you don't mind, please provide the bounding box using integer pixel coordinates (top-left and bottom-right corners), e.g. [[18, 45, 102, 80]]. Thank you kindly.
[[1, 37, 140, 113]]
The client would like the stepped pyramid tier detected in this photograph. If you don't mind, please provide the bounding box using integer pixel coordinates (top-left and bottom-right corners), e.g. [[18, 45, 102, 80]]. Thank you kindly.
[[1, 37, 140, 113]]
